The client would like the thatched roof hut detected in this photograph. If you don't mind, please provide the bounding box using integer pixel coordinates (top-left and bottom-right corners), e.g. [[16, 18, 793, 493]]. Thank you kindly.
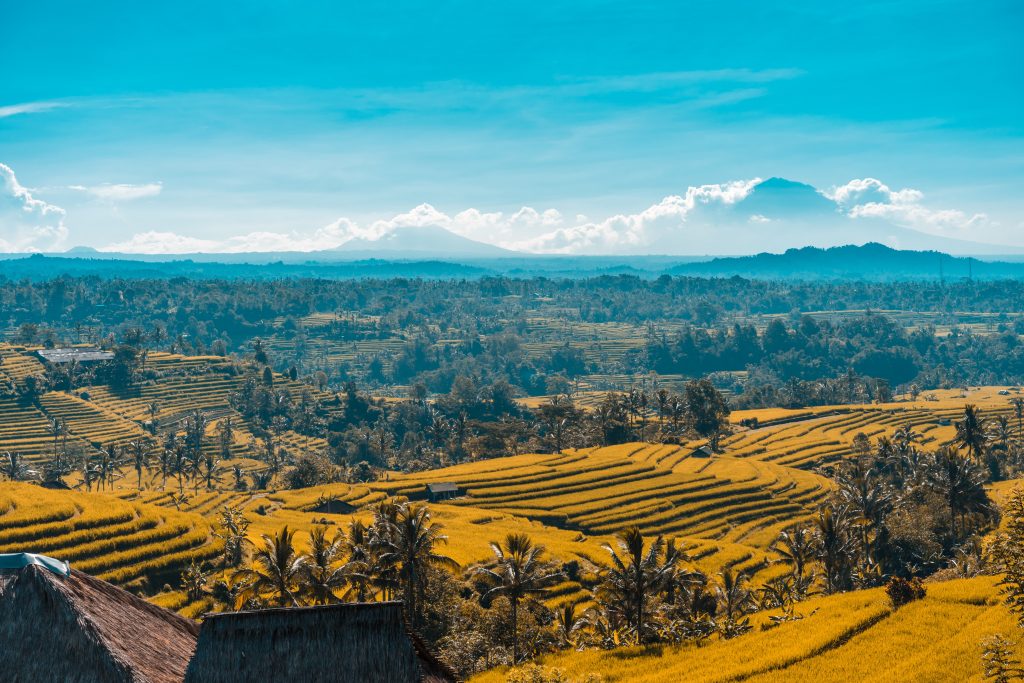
[[0, 553, 198, 683], [184, 601, 457, 683]]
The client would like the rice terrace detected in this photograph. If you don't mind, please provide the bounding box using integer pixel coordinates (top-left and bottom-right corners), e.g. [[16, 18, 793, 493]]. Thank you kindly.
[[3, 1, 1024, 681]]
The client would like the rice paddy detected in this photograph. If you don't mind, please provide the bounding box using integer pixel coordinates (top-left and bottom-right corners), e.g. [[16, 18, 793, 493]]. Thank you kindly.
[[470, 576, 1016, 683]]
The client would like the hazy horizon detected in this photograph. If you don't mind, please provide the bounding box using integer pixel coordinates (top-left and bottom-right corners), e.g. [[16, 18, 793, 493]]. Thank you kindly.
[[2, 1, 1021, 255]]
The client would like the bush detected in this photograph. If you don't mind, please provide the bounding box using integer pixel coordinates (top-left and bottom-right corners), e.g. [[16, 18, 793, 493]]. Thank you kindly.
[[285, 453, 341, 489], [885, 576, 926, 609]]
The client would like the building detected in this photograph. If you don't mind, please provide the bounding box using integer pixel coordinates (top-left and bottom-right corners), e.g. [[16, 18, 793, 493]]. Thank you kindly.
[[425, 482, 461, 502], [689, 444, 714, 458], [2, 553, 456, 683], [36, 347, 115, 365], [0, 553, 198, 683], [184, 602, 457, 683]]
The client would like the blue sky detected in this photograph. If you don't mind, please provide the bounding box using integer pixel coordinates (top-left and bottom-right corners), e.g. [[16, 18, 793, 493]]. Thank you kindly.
[[1, 0, 1021, 253]]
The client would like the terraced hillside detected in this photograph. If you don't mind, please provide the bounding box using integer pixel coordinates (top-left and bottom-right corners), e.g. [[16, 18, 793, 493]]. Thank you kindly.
[[725, 386, 1023, 471], [377, 444, 829, 548], [471, 576, 1014, 683], [0, 482, 219, 590], [0, 346, 337, 464]]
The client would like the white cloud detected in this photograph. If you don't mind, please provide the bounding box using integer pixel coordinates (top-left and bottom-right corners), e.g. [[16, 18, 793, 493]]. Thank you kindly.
[[827, 178, 922, 207], [0, 163, 69, 252], [100, 202, 570, 254], [0, 100, 67, 118], [95, 175, 994, 255], [508, 178, 761, 253], [70, 182, 163, 201], [831, 177, 987, 234]]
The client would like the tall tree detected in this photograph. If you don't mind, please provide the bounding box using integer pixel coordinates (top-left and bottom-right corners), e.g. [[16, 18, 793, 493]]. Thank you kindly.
[[955, 404, 990, 462], [302, 525, 347, 605], [234, 525, 307, 607], [476, 533, 562, 664], [598, 526, 679, 642]]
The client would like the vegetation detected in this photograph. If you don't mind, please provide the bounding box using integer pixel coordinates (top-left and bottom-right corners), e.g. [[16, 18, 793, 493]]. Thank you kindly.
[[7, 269, 1024, 680]]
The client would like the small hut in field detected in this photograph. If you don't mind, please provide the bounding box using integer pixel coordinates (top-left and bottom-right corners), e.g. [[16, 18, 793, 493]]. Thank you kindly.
[[184, 601, 457, 683], [0, 553, 198, 683]]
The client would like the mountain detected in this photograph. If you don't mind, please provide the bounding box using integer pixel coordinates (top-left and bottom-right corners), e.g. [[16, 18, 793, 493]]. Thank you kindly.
[[668, 243, 1022, 280], [331, 224, 514, 258], [653, 177, 1018, 256]]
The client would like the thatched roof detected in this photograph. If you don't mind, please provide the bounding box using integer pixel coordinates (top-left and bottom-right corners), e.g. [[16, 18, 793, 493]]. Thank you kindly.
[[426, 482, 459, 494], [0, 559, 198, 683], [184, 601, 457, 683]]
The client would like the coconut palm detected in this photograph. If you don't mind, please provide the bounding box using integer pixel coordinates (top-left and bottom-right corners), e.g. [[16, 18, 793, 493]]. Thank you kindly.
[[1012, 397, 1024, 438], [476, 533, 563, 664], [341, 518, 375, 601], [770, 525, 816, 586], [715, 568, 754, 629], [0, 451, 36, 481], [814, 505, 854, 593], [955, 404, 989, 462], [994, 414, 1015, 449], [598, 526, 679, 643], [127, 439, 152, 490], [302, 525, 347, 605], [387, 503, 459, 625], [233, 525, 307, 607], [553, 600, 587, 649], [929, 446, 992, 538]]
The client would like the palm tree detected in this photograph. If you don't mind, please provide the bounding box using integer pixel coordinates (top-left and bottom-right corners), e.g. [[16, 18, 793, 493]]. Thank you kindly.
[[553, 600, 586, 649], [212, 505, 251, 573], [955, 404, 989, 462], [233, 525, 307, 607], [341, 518, 374, 601], [128, 439, 151, 490], [0, 452, 36, 481], [770, 525, 816, 586], [1012, 397, 1024, 438], [715, 568, 754, 636], [598, 526, 679, 643], [476, 533, 562, 664], [814, 505, 854, 593], [389, 503, 459, 626], [930, 446, 991, 538], [303, 525, 347, 605], [994, 415, 1015, 450]]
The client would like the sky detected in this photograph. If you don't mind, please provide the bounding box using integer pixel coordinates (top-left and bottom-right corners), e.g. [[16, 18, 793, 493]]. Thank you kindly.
[[1, 0, 1022, 254]]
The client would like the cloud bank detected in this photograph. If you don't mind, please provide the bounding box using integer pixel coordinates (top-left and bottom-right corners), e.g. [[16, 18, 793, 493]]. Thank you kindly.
[[0, 163, 69, 252], [99, 176, 994, 255], [0, 160, 996, 255]]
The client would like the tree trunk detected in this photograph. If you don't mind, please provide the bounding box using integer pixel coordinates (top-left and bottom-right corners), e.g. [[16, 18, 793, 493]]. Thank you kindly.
[[511, 597, 519, 664]]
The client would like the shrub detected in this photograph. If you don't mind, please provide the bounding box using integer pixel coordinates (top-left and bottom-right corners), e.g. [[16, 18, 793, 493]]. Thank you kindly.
[[885, 576, 926, 609]]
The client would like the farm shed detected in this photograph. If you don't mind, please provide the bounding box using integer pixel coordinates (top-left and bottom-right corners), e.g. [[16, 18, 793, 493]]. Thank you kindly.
[[689, 444, 714, 458], [0, 552, 198, 683], [36, 347, 115, 365], [426, 482, 461, 502], [184, 602, 456, 683]]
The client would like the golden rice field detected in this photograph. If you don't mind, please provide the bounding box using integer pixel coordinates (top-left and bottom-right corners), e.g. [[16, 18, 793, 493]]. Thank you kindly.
[[0, 482, 219, 591], [471, 576, 1015, 683], [0, 346, 335, 464]]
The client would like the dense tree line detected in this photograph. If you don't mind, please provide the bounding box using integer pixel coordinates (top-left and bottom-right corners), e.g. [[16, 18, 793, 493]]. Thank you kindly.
[[4, 275, 1024, 408]]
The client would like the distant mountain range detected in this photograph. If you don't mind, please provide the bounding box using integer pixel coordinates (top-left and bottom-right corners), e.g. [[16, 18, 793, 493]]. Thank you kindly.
[[646, 177, 1016, 256], [332, 224, 513, 258], [51, 177, 1019, 259], [3, 243, 1024, 281], [668, 243, 1019, 280]]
